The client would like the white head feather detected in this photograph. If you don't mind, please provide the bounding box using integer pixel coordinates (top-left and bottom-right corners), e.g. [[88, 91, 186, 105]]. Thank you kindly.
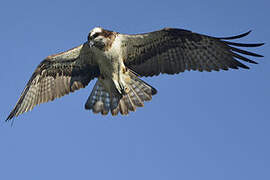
[[90, 27, 103, 37]]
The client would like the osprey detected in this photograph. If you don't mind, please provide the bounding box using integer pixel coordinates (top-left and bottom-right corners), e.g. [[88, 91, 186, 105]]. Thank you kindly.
[[6, 27, 264, 120]]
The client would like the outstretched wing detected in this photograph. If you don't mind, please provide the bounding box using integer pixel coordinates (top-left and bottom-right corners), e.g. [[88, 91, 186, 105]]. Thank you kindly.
[[122, 28, 264, 76], [7, 43, 100, 120]]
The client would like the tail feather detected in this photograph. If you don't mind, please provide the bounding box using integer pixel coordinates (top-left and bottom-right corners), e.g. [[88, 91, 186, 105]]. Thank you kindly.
[[119, 99, 128, 115], [122, 95, 136, 112], [85, 69, 157, 116], [85, 81, 111, 115]]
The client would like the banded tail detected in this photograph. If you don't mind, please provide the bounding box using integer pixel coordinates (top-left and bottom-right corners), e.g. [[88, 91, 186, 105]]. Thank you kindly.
[[85, 70, 157, 115]]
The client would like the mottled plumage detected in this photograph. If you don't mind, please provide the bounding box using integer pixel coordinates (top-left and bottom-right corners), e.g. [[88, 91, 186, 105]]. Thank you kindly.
[[123, 29, 263, 76], [6, 27, 264, 121]]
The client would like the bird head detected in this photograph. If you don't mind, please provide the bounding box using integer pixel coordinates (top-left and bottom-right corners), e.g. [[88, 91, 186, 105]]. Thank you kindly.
[[87, 27, 115, 50]]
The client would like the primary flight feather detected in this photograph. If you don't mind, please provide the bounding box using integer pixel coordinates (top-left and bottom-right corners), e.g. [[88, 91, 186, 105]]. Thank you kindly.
[[6, 27, 264, 120]]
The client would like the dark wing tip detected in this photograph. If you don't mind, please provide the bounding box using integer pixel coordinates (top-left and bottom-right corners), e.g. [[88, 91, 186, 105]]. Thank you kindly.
[[217, 30, 265, 48], [151, 87, 158, 95], [217, 30, 264, 67], [225, 41, 265, 48], [6, 105, 19, 121], [6, 115, 12, 121], [204, 30, 264, 71], [6, 112, 15, 121], [217, 30, 252, 40]]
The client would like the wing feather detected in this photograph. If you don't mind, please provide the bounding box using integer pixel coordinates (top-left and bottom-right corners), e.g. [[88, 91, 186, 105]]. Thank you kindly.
[[7, 43, 99, 120], [121, 28, 263, 77]]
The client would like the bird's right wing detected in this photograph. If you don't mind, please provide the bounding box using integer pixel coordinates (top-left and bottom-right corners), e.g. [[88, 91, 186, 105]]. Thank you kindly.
[[7, 43, 100, 120], [121, 28, 264, 77]]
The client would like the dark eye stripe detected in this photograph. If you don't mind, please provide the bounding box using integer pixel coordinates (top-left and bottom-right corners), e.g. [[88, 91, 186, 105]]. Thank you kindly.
[[92, 33, 100, 39]]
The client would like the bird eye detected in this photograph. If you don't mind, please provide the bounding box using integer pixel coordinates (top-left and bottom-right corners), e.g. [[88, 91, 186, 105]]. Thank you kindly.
[[92, 33, 100, 39]]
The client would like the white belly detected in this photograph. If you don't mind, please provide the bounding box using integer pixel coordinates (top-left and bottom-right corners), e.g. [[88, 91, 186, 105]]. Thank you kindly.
[[93, 46, 129, 95]]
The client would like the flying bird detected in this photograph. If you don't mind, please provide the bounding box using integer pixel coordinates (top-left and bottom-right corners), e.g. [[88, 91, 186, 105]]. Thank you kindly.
[[6, 27, 264, 120]]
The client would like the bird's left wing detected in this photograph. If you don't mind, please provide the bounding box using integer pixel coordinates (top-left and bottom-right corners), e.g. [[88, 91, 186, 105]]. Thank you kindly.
[[7, 43, 99, 120], [121, 28, 264, 77]]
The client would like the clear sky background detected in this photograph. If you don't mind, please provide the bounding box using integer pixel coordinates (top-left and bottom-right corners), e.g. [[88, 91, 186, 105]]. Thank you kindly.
[[0, 0, 269, 180]]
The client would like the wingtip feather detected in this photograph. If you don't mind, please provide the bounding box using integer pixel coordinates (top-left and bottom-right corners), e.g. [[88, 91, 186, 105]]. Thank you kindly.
[[218, 30, 252, 40]]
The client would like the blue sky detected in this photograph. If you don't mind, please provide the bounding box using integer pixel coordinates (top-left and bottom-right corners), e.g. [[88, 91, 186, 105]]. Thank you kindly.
[[0, 0, 269, 179]]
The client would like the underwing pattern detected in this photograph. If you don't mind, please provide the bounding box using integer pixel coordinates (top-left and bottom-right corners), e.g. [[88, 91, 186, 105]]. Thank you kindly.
[[7, 27, 264, 121]]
